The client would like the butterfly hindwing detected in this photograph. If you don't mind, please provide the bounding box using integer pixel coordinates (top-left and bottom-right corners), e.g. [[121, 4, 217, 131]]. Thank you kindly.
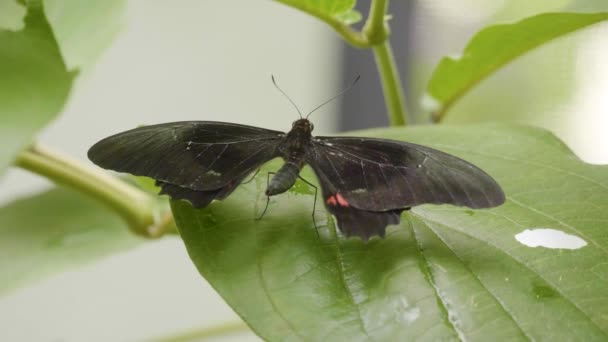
[[88, 121, 282, 207], [156, 176, 242, 209], [325, 204, 408, 241], [306, 136, 505, 240]]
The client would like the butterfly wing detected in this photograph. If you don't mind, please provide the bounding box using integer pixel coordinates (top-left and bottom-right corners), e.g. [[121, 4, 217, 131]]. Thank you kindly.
[[306, 136, 505, 240], [88, 121, 283, 207]]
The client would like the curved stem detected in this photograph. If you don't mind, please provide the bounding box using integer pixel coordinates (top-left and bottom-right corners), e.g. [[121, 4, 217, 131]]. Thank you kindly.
[[373, 42, 407, 126], [149, 211, 178, 238], [323, 21, 369, 48], [153, 321, 250, 342], [15, 144, 170, 238]]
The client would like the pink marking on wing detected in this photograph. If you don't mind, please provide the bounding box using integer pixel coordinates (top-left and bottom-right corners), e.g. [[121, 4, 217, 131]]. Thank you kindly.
[[326, 195, 337, 206], [335, 193, 349, 207]]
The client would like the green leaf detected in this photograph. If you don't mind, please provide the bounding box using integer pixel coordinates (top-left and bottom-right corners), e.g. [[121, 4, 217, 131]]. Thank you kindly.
[[274, 0, 362, 26], [0, 187, 143, 295], [426, 12, 608, 121], [173, 125, 608, 340], [0, 1, 74, 176], [43, 0, 127, 69]]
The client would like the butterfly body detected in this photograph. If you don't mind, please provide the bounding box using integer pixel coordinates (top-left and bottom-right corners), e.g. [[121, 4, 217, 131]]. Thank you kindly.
[[266, 119, 312, 196], [88, 119, 505, 241]]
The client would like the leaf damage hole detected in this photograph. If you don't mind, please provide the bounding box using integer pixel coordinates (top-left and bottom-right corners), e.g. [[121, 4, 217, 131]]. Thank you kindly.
[[515, 228, 587, 250]]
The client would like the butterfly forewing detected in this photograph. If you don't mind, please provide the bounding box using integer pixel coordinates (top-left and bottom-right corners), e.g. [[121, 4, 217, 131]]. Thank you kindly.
[[307, 136, 505, 211], [88, 121, 283, 194]]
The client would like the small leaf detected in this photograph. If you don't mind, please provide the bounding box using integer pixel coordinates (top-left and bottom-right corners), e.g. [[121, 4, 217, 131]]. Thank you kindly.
[[0, 187, 143, 295], [0, 1, 74, 176], [173, 124, 608, 340], [43, 0, 127, 69], [274, 0, 362, 26], [426, 12, 608, 121]]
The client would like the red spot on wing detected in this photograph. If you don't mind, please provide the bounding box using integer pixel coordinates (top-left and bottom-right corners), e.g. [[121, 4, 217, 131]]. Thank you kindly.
[[335, 193, 350, 207], [327, 193, 350, 207], [326, 195, 337, 206]]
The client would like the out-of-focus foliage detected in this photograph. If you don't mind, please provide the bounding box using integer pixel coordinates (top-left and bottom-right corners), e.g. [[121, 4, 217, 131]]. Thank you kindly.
[[0, 1, 74, 177], [426, 13, 608, 122], [44, 0, 127, 69], [0, 187, 142, 295], [274, 0, 362, 25]]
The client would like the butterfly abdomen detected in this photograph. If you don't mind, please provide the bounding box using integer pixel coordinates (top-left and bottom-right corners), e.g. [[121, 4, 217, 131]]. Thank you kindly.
[[266, 161, 303, 196]]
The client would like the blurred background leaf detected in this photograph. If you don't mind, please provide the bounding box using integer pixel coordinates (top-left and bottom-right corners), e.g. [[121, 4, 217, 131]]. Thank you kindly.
[[0, 1, 74, 177], [0, 186, 142, 296], [404, 1, 608, 163], [173, 124, 608, 341], [43, 0, 127, 70], [275, 0, 362, 26], [425, 12, 608, 122]]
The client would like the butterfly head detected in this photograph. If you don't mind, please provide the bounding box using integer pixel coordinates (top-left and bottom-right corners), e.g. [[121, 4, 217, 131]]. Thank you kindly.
[[292, 118, 314, 134]]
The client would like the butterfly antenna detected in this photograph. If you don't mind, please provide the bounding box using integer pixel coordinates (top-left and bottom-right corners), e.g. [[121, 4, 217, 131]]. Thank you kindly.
[[306, 75, 361, 119], [271, 75, 303, 119]]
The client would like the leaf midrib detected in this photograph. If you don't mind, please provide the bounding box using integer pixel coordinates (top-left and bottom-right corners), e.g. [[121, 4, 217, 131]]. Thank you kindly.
[[413, 216, 532, 340], [409, 219, 465, 341]]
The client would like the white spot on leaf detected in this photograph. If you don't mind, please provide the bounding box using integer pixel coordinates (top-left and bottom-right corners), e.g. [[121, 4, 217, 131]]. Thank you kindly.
[[515, 228, 587, 250]]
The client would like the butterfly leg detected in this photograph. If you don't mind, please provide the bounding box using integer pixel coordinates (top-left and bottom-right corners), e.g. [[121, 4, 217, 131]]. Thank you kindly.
[[296, 176, 321, 238], [241, 168, 261, 185], [256, 172, 275, 220]]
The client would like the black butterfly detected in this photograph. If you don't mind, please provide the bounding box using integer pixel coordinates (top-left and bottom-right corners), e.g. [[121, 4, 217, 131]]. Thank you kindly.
[[88, 118, 505, 241]]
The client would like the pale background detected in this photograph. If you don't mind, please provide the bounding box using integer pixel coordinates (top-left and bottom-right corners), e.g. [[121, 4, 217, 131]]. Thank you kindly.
[[1, 1, 607, 341]]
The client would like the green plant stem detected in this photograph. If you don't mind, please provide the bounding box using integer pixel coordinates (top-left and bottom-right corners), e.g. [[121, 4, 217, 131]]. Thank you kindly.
[[328, 23, 369, 47], [364, 0, 407, 126], [373, 42, 407, 126], [276, 0, 408, 126], [153, 321, 250, 342], [363, 0, 390, 44], [15, 144, 172, 238]]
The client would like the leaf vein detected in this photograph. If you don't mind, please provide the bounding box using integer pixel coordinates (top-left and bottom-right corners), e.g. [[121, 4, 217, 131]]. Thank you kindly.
[[418, 213, 608, 336], [408, 219, 465, 341], [417, 218, 533, 341]]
